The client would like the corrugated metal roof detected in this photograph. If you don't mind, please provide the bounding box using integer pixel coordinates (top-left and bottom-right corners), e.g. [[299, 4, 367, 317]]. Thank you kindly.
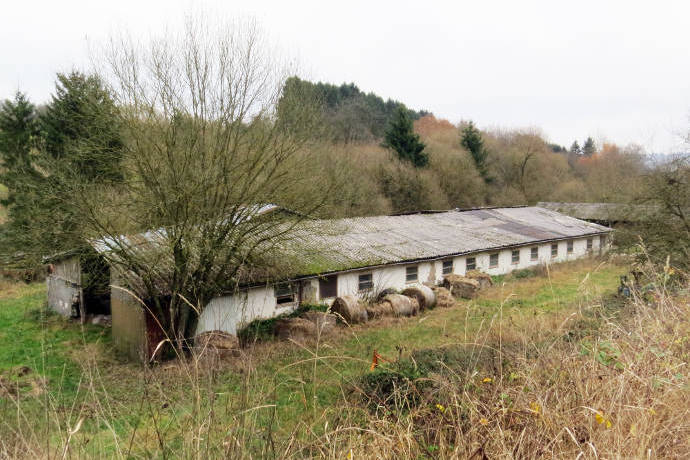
[[90, 206, 611, 286], [537, 202, 659, 222], [287, 206, 611, 276]]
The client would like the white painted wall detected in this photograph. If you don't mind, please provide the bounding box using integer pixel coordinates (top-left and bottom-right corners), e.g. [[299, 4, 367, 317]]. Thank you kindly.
[[196, 235, 606, 337], [196, 283, 298, 336]]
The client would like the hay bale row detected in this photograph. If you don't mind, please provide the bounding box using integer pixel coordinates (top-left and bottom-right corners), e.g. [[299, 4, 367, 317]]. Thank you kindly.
[[401, 285, 436, 310], [432, 286, 455, 308], [442, 274, 480, 299], [465, 270, 493, 289], [274, 312, 336, 341], [194, 330, 240, 357], [332, 295, 369, 324]]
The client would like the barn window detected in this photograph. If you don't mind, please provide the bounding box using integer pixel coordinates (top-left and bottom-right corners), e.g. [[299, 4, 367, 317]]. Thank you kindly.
[[489, 253, 499, 268], [442, 259, 453, 275], [587, 238, 593, 251], [511, 250, 520, 264], [358, 273, 373, 291], [319, 275, 338, 299], [530, 247, 538, 261], [274, 283, 295, 305], [406, 266, 418, 282], [551, 243, 558, 258], [567, 240, 574, 254], [466, 257, 476, 271], [600, 235, 607, 247]]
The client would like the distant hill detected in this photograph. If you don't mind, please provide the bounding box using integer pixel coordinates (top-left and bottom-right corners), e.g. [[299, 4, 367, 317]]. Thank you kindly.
[[281, 77, 430, 143]]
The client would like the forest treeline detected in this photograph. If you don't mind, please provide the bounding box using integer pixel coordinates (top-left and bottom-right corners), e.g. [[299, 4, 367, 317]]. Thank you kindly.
[[0, 71, 687, 269], [280, 78, 650, 217]]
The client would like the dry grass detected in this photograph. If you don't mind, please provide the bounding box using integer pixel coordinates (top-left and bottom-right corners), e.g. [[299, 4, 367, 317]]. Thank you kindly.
[[1, 258, 688, 458]]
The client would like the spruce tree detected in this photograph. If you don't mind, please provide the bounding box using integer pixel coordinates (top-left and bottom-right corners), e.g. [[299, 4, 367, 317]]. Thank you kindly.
[[39, 71, 123, 182], [582, 137, 596, 156], [460, 121, 490, 181], [0, 92, 43, 265], [570, 140, 581, 155], [383, 105, 428, 167]]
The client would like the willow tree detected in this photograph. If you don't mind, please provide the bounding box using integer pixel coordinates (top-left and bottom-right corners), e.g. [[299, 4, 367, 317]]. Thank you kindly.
[[70, 17, 328, 350]]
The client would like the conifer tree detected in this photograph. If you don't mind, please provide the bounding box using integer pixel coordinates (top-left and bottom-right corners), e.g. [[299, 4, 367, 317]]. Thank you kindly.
[[582, 137, 596, 156], [39, 71, 123, 182], [460, 121, 491, 181], [0, 92, 38, 207], [570, 140, 581, 155], [383, 105, 428, 167]]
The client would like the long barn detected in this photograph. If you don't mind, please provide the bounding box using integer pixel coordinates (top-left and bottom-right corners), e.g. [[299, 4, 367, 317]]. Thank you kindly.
[[194, 206, 610, 342], [46, 206, 611, 361]]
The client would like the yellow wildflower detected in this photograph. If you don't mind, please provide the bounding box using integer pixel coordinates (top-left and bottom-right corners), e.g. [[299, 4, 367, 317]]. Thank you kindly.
[[482, 377, 493, 383], [529, 402, 541, 414], [479, 418, 489, 426], [347, 449, 353, 459], [436, 404, 446, 413], [595, 412, 612, 429], [649, 408, 656, 416]]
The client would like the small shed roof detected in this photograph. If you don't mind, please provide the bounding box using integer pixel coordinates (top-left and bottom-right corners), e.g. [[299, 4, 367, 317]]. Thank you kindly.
[[536, 202, 659, 223], [286, 206, 610, 277]]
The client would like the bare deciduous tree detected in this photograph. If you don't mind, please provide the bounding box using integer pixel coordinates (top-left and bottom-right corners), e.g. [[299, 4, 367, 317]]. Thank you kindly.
[[70, 16, 329, 350]]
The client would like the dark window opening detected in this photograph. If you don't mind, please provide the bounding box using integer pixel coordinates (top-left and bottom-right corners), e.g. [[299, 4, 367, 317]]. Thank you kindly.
[[567, 240, 574, 254], [358, 273, 373, 291], [466, 257, 476, 271], [489, 253, 499, 268], [275, 283, 295, 305], [551, 243, 558, 258], [319, 275, 338, 299], [442, 259, 453, 275], [406, 266, 418, 282], [511, 250, 520, 264], [530, 247, 538, 261], [587, 238, 593, 251]]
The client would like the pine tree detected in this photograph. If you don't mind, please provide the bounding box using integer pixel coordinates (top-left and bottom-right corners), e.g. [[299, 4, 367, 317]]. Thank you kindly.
[[582, 137, 596, 156], [39, 71, 123, 182], [460, 121, 490, 181], [383, 105, 428, 167], [0, 92, 38, 207], [570, 140, 581, 155]]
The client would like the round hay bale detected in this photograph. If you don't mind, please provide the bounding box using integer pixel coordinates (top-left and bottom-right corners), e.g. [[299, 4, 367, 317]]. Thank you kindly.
[[442, 274, 480, 299], [332, 295, 368, 324], [401, 285, 436, 310], [382, 294, 419, 317], [375, 288, 398, 302], [366, 301, 395, 319], [274, 317, 315, 341], [301, 311, 336, 333], [432, 286, 455, 308], [194, 330, 239, 357], [465, 270, 493, 289]]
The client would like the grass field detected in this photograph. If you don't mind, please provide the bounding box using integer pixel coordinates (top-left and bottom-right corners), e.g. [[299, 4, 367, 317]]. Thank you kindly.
[[2, 257, 689, 458]]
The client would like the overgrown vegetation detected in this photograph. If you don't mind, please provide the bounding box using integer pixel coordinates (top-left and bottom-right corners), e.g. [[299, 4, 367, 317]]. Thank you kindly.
[[8, 258, 684, 458]]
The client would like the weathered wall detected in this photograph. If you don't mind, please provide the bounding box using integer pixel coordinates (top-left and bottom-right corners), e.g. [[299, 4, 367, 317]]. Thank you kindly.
[[110, 271, 147, 362], [196, 235, 606, 338], [196, 283, 299, 336], [46, 256, 81, 317]]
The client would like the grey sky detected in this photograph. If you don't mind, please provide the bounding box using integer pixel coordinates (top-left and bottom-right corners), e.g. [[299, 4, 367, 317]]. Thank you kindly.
[[2, 0, 689, 153]]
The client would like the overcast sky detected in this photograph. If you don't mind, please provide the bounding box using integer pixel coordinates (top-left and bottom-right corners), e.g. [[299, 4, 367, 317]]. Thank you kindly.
[[2, 0, 690, 153]]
